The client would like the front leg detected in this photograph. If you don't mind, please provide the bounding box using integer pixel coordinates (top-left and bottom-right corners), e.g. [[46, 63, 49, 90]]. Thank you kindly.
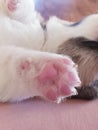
[[0, 46, 80, 103]]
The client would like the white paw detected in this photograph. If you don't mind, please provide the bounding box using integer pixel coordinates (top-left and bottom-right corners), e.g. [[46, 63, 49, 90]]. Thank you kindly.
[[17, 52, 81, 103], [4, 0, 19, 11]]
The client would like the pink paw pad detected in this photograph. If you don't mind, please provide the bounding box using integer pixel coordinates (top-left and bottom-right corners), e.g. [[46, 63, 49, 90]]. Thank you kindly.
[[60, 85, 77, 96], [36, 59, 81, 103], [5, 0, 18, 11], [37, 62, 58, 85], [20, 60, 31, 71], [46, 89, 58, 101], [18, 60, 32, 76]]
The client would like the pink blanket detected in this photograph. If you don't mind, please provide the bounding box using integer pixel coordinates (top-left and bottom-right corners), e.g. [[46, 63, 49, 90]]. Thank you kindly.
[[0, 99, 97, 130]]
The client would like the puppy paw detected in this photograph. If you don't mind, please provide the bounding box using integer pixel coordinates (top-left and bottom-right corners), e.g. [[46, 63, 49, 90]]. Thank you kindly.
[[35, 56, 81, 103], [16, 52, 81, 103], [4, 0, 19, 11]]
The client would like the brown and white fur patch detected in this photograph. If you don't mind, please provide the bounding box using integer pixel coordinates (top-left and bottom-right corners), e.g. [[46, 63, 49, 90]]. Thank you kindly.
[[58, 37, 98, 99]]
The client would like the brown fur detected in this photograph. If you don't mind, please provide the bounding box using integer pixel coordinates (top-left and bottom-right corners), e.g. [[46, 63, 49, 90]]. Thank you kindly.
[[57, 37, 98, 99]]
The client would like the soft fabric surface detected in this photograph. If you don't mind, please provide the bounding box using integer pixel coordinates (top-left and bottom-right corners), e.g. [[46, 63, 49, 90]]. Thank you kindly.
[[0, 99, 97, 130]]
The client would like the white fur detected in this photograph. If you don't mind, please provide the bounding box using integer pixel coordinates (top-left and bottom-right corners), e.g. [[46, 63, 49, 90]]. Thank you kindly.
[[0, 0, 97, 102], [0, 46, 80, 102], [0, 1, 97, 52], [43, 14, 98, 52]]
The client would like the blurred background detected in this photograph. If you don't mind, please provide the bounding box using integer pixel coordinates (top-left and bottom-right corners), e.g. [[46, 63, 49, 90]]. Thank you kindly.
[[35, 0, 98, 21]]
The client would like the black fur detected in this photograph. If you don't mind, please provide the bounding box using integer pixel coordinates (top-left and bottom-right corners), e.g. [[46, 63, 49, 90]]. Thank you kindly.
[[69, 20, 82, 26], [68, 37, 98, 51], [74, 38, 98, 51], [73, 80, 98, 100]]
